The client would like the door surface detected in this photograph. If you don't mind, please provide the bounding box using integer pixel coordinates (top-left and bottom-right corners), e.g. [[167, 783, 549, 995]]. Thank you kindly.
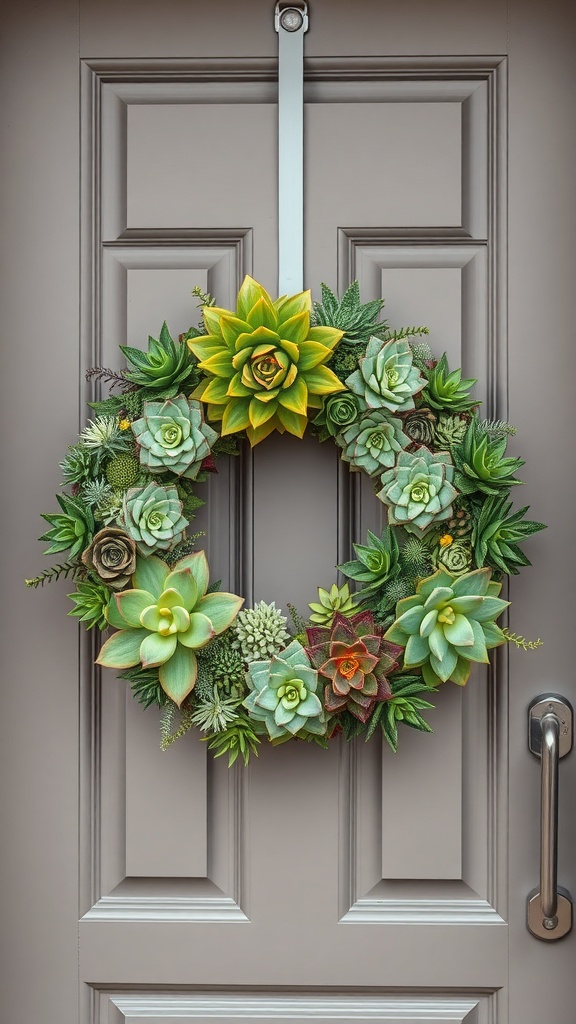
[[2, 2, 576, 1022]]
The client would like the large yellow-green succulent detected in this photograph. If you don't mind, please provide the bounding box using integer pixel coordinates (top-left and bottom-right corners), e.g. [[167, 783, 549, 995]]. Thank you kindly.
[[187, 276, 345, 445]]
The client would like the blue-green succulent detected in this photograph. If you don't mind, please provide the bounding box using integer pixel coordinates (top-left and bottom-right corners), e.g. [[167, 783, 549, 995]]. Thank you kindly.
[[131, 396, 218, 479], [243, 639, 327, 740], [345, 335, 426, 413], [122, 480, 188, 556], [338, 409, 410, 475], [384, 567, 509, 687], [377, 447, 457, 534]]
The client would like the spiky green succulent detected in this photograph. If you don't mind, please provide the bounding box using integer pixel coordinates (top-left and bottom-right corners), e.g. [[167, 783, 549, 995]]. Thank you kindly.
[[122, 480, 188, 556], [131, 396, 218, 479], [308, 582, 358, 625], [60, 444, 96, 486], [190, 685, 241, 732], [377, 447, 458, 534], [120, 322, 198, 398], [203, 714, 261, 766], [67, 579, 110, 630], [366, 674, 436, 751], [453, 418, 524, 496], [197, 634, 246, 697], [434, 412, 469, 451], [312, 281, 386, 344], [338, 409, 410, 475], [97, 551, 243, 706], [232, 600, 290, 663], [79, 416, 130, 460], [385, 567, 509, 687], [313, 390, 364, 441], [188, 275, 345, 445], [339, 527, 400, 595], [345, 335, 426, 413], [472, 495, 546, 575], [422, 353, 479, 413], [40, 493, 94, 558], [243, 639, 327, 741]]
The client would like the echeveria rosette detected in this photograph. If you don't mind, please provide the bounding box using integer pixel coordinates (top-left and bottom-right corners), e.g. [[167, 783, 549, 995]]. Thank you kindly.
[[188, 275, 345, 446], [243, 639, 327, 741], [313, 390, 364, 442], [345, 335, 426, 413], [338, 527, 400, 596], [338, 409, 411, 475], [120, 322, 198, 398], [308, 583, 358, 626], [81, 526, 137, 590], [377, 447, 458, 534], [122, 481, 188, 556], [401, 407, 437, 447], [472, 494, 546, 575], [306, 611, 402, 723], [431, 534, 473, 577], [131, 396, 218, 479], [384, 567, 509, 688], [452, 418, 524, 497], [421, 353, 479, 413], [97, 551, 244, 706]]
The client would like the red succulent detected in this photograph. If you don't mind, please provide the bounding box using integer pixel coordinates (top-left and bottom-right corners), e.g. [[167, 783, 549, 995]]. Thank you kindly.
[[305, 610, 402, 723]]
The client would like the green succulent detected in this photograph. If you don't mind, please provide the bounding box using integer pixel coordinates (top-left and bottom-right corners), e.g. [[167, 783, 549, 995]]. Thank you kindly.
[[203, 714, 261, 766], [384, 567, 509, 687], [243, 639, 327, 741], [345, 335, 426, 413], [197, 634, 246, 697], [339, 527, 400, 595], [97, 550, 244, 706], [120, 322, 198, 398], [60, 444, 96, 486], [79, 416, 131, 460], [453, 418, 524, 496], [131, 396, 218, 479], [472, 495, 546, 575], [338, 409, 411, 475], [431, 535, 474, 576], [377, 448, 458, 534], [40, 493, 94, 558], [67, 579, 110, 630], [366, 674, 436, 752], [422, 353, 479, 413], [434, 412, 469, 451], [188, 275, 344, 446], [232, 600, 290, 663], [312, 281, 387, 344], [308, 582, 358, 625], [190, 685, 241, 732], [313, 390, 364, 441], [122, 480, 188, 556], [105, 452, 140, 491]]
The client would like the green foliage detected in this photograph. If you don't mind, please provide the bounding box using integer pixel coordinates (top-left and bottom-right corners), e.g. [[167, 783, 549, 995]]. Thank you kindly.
[[105, 452, 140, 491], [476, 418, 518, 443], [119, 390, 146, 419], [287, 602, 310, 636], [67, 579, 110, 630], [339, 527, 400, 595], [312, 280, 387, 344], [40, 492, 94, 558], [409, 339, 434, 371], [502, 629, 544, 652], [25, 558, 82, 589], [190, 686, 242, 732], [434, 412, 469, 452], [212, 434, 241, 457], [453, 418, 524, 497], [119, 664, 167, 709], [197, 632, 246, 696], [79, 416, 131, 462], [163, 532, 206, 566], [60, 445, 97, 486], [160, 700, 197, 749], [328, 341, 362, 383], [87, 395, 126, 417], [202, 714, 261, 766], [121, 322, 199, 398], [368, 675, 436, 751], [422, 353, 479, 413], [175, 478, 206, 520], [381, 326, 430, 344], [472, 495, 546, 574]]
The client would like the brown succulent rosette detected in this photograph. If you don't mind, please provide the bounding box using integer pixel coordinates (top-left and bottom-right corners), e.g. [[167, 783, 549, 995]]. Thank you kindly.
[[81, 527, 137, 591], [402, 406, 437, 446], [305, 610, 402, 723]]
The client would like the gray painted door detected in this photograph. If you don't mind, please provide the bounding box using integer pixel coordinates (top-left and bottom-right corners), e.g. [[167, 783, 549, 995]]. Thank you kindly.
[[3, 2, 576, 1022]]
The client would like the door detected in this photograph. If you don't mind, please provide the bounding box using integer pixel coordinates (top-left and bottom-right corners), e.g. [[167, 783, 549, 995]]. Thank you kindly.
[[3, 1, 575, 1022]]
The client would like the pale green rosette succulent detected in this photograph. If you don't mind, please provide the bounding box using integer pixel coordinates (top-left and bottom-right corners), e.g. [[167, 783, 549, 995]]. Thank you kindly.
[[338, 409, 410, 475], [377, 448, 458, 534], [243, 639, 327, 740], [97, 551, 244, 706], [345, 335, 426, 413], [122, 480, 188, 556], [384, 567, 509, 687], [131, 396, 218, 480]]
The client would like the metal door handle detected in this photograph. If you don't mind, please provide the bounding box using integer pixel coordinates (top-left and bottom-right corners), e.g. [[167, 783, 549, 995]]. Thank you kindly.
[[527, 695, 573, 940]]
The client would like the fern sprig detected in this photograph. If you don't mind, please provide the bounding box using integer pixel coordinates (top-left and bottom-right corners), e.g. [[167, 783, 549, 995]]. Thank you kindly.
[[502, 628, 543, 652], [25, 559, 83, 588]]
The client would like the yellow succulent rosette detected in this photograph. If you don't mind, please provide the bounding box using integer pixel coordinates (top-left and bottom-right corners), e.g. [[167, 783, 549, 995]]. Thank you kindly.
[[187, 276, 345, 446]]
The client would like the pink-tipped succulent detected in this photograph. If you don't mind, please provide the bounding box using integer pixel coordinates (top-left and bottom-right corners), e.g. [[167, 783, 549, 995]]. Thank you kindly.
[[305, 610, 402, 723]]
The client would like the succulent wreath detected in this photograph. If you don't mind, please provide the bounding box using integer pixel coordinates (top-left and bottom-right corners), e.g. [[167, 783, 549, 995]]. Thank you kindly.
[[27, 277, 545, 763]]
